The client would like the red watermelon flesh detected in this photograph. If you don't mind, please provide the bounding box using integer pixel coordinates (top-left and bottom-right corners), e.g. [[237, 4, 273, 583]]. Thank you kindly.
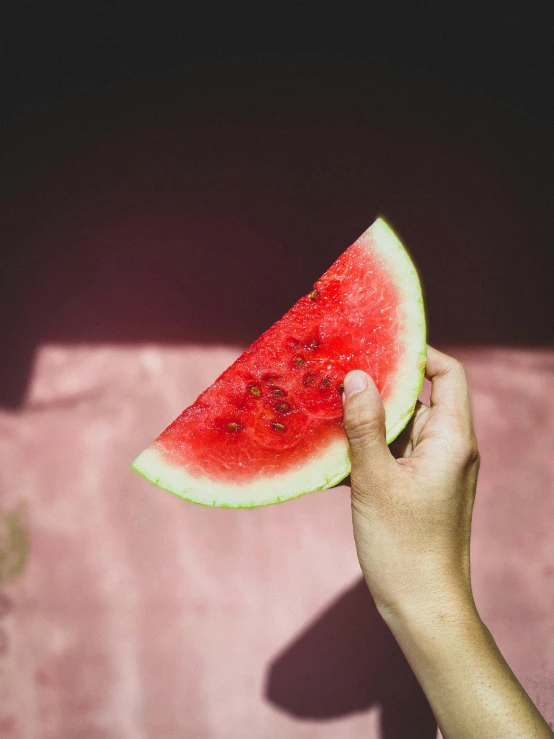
[[133, 218, 426, 507]]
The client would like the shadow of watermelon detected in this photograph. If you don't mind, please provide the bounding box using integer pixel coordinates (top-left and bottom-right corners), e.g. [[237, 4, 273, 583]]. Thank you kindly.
[[265, 578, 436, 737]]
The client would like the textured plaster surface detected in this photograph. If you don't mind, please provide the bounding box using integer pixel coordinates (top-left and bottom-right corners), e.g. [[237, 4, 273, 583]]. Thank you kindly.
[[0, 346, 552, 738]]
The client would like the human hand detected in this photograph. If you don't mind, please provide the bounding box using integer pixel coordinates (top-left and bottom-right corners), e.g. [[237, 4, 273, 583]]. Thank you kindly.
[[344, 348, 554, 737], [343, 346, 480, 625]]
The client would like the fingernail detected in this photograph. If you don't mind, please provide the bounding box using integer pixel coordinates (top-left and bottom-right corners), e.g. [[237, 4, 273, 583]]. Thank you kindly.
[[343, 370, 368, 399]]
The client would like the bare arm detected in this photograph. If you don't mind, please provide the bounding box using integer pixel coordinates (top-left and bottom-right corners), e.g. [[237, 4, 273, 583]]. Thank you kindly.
[[342, 346, 553, 739]]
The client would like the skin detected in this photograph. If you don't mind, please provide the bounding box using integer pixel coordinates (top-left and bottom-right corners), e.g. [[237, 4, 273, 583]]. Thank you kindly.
[[342, 346, 553, 739]]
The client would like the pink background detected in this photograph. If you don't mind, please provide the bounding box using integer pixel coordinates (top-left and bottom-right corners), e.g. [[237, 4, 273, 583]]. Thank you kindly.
[[1, 56, 553, 738], [0, 346, 553, 738]]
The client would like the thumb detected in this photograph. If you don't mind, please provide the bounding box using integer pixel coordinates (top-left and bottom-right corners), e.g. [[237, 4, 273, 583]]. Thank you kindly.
[[342, 370, 394, 484]]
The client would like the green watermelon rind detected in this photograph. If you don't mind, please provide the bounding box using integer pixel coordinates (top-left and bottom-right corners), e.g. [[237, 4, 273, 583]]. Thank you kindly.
[[132, 217, 426, 508]]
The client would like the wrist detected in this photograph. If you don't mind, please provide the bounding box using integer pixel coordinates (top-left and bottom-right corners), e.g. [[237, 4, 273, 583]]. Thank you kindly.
[[375, 583, 480, 637], [379, 593, 488, 686]]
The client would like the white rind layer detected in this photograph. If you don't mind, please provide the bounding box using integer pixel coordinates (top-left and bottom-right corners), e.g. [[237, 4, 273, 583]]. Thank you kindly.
[[132, 217, 426, 507], [365, 218, 427, 441], [133, 437, 351, 508]]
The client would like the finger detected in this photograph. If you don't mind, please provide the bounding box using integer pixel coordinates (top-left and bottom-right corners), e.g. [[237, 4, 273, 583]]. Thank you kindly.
[[389, 400, 429, 458], [426, 346, 473, 421], [342, 370, 395, 484]]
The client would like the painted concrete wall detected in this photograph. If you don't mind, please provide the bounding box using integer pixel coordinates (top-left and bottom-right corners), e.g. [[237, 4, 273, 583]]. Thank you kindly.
[[1, 55, 552, 739], [0, 346, 552, 738]]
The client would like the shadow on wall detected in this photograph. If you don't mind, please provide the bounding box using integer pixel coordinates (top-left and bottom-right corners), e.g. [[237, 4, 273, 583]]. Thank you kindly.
[[266, 578, 437, 738], [1, 56, 553, 409]]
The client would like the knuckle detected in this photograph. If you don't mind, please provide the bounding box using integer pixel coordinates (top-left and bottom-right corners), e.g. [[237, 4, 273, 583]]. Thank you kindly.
[[346, 414, 383, 447], [438, 428, 479, 466], [440, 353, 465, 378], [467, 443, 480, 467], [451, 356, 465, 372], [455, 437, 480, 466], [449, 357, 466, 379]]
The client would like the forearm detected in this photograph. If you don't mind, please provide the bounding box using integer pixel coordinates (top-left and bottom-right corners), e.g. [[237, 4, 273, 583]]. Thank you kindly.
[[344, 351, 552, 737], [383, 599, 553, 739]]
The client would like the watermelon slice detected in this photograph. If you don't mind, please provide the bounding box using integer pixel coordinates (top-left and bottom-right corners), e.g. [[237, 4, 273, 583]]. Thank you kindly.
[[133, 218, 426, 507]]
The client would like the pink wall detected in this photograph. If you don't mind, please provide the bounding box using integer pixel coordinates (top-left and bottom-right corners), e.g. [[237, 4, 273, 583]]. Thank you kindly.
[[1, 56, 553, 738], [0, 346, 552, 738]]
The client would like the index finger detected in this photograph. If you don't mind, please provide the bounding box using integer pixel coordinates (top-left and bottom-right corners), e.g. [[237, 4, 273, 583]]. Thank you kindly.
[[425, 346, 473, 423]]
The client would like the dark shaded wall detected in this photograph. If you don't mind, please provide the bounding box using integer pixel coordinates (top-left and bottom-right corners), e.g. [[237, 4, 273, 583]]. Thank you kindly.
[[1, 2, 553, 408]]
